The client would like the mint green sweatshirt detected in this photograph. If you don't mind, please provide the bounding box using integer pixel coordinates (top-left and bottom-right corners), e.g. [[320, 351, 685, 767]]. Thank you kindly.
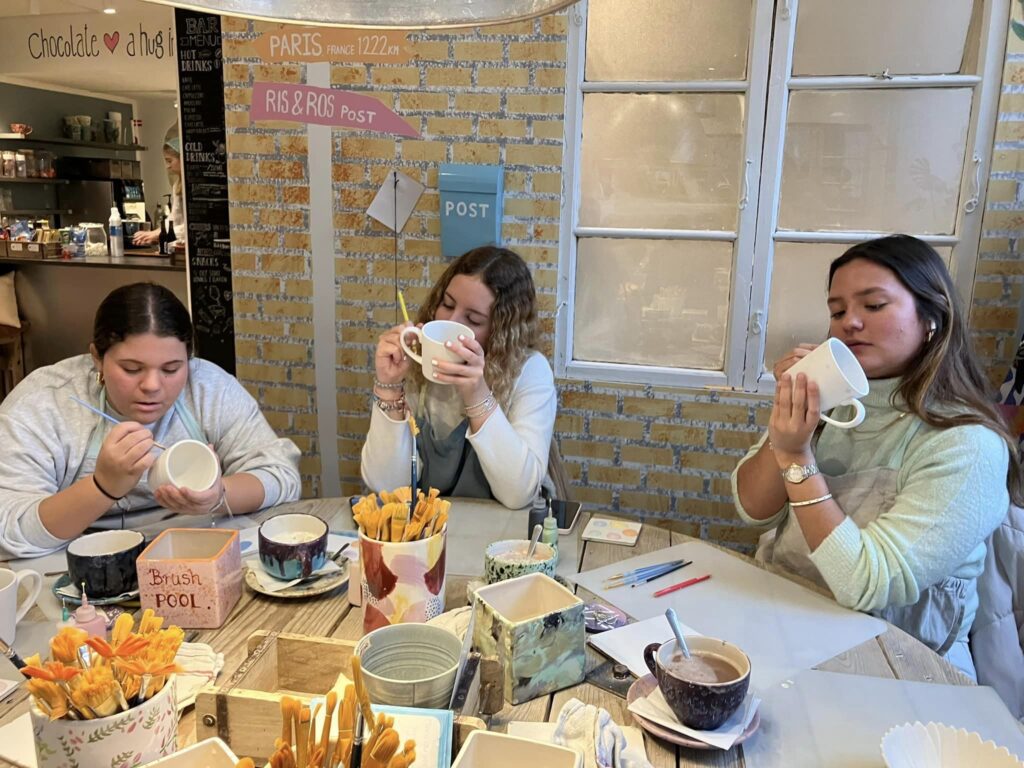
[[731, 378, 1008, 644]]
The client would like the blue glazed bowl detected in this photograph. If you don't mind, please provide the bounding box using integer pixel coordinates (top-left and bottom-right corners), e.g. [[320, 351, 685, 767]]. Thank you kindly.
[[258, 514, 328, 580]]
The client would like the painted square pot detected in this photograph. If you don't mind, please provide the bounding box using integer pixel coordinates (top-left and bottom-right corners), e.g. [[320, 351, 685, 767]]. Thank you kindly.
[[360, 527, 447, 633], [137, 529, 242, 629], [472, 572, 585, 705]]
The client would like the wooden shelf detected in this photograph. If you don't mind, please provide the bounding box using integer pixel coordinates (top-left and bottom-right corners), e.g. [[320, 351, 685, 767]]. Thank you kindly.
[[0, 254, 184, 271], [0, 177, 68, 185], [1, 208, 73, 216], [0, 135, 146, 152]]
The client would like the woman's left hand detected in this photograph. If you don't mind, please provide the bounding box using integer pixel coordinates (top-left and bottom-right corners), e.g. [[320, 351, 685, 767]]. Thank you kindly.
[[432, 334, 489, 405], [769, 372, 820, 463], [154, 476, 223, 516]]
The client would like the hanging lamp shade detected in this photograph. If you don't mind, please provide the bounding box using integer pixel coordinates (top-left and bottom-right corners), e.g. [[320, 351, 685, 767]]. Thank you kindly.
[[138, 0, 579, 29]]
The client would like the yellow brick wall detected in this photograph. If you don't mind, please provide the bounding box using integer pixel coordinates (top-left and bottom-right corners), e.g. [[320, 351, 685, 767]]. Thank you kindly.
[[221, 11, 1020, 548]]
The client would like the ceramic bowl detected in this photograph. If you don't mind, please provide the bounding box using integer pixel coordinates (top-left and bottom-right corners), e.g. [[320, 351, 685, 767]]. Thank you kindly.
[[643, 635, 750, 731], [356, 623, 462, 709], [258, 513, 328, 579], [66, 529, 146, 599], [139, 737, 238, 768], [9, 123, 32, 136], [881, 721, 1024, 768], [451, 730, 582, 768], [147, 440, 220, 492], [484, 539, 556, 584]]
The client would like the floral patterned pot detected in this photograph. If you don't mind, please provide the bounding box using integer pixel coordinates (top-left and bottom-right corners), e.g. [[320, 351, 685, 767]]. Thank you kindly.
[[31, 675, 177, 768], [360, 527, 447, 633]]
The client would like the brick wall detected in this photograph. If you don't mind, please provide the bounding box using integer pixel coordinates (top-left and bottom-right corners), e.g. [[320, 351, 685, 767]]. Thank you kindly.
[[221, 10, 1019, 549]]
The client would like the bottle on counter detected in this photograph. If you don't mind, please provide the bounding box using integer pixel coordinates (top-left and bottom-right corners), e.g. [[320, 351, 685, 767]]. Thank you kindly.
[[165, 216, 176, 256], [108, 207, 124, 260]]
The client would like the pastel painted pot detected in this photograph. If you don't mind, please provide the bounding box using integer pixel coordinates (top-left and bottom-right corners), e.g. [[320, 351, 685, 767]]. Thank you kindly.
[[32, 675, 177, 768], [484, 539, 556, 584], [258, 514, 328, 579], [472, 572, 585, 705], [643, 636, 750, 731], [66, 529, 146, 599], [360, 527, 447, 633], [356, 623, 461, 708]]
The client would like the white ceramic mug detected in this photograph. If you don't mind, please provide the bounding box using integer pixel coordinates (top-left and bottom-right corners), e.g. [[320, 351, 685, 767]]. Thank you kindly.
[[0, 568, 42, 644], [148, 439, 220, 491], [786, 338, 869, 429], [399, 320, 475, 382]]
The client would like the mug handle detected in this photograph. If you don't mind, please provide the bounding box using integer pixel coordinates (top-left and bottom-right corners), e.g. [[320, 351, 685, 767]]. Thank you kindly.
[[399, 326, 424, 365], [820, 398, 866, 429], [14, 570, 42, 623], [643, 642, 661, 677]]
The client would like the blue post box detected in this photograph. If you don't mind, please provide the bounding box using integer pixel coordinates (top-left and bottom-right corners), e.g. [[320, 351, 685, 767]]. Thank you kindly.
[[439, 163, 503, 258]]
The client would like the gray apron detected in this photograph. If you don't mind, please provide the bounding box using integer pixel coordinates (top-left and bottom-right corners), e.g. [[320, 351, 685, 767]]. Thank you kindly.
[[74, 389, 207, 530], [416, 415, 493, 500], [757, 467, 971, 657]]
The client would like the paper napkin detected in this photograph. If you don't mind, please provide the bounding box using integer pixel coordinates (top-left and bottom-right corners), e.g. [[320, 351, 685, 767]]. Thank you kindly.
[[628, 685, 760, 751]]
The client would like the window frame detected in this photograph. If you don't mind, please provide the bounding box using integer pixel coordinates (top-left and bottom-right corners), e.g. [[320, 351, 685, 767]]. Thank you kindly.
[[555, 0, 1010, 393]]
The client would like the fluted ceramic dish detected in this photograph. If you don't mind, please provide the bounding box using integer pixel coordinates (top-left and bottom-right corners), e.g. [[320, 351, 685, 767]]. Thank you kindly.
[[881, 721, 1024, 767]]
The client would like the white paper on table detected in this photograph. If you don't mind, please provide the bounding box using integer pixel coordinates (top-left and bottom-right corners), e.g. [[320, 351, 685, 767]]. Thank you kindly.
[[242, 555, 342, 593], [742, 669, 1024, 767], [506, 720, 650, 763], [367, 170, 426, 232], [628, 687, 760, 751], [569, 541, 886, 693], [588, 615, 701, 679], [0, 713, 35, 767]]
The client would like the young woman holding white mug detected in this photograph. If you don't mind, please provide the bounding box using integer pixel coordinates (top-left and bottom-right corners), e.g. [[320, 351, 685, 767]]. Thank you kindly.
[[732, 235, 1022, 679]]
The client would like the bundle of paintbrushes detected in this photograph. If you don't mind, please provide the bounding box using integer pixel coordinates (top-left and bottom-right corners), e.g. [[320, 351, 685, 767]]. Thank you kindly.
[[267, 656, 415, 768], [602, 559, 692, 589], [21, 609, 183, 720], [352, 487, 449, 543]]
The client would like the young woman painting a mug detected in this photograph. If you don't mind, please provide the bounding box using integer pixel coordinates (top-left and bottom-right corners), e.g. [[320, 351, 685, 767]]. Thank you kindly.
[[731, 235, 1021, 679], [0, 283, 302, 558], [361, 246, 561, 509]]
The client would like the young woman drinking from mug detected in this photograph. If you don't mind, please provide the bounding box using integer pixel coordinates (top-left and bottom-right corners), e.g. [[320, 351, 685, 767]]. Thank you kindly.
[[361, 246, 559, 509], [0, 283, 302, 558], [731, 235, 1022, 679]]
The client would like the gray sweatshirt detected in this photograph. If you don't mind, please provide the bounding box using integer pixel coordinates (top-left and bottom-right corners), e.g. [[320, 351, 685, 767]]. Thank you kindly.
[[0, 354, 302, 557]]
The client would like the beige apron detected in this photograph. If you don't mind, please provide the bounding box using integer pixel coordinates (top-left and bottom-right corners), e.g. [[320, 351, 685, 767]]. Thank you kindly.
[[756, 467, 969, 656]]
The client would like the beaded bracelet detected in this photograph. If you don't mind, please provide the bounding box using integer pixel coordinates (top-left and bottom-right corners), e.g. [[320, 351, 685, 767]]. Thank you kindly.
[[374, 379, 405, 391], [375, 394, 407, 413]]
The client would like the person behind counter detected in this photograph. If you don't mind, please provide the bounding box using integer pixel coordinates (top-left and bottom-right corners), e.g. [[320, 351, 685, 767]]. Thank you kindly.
[[0, 283, 302, 558], [731, 234, 1020, 679], [361, 246, 559, 509], [133, 124, 184, 253]]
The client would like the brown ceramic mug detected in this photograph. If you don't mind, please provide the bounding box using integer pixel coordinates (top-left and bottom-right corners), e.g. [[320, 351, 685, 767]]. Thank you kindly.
[[643, 635, 750, 730]]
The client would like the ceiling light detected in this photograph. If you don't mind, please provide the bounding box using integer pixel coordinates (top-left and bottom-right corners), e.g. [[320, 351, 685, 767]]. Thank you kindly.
[[103, 7, 117, 13], [137, 0, 578, 29]]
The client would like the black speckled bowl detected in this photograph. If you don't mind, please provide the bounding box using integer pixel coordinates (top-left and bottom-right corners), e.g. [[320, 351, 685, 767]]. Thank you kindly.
[[66, 530, 146, 599], [258, 514, 328, 580], [643, 636, 750, 731]]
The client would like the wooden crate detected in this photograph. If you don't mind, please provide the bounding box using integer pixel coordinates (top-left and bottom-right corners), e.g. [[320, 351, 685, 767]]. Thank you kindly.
[[194, 631, 499, 760]]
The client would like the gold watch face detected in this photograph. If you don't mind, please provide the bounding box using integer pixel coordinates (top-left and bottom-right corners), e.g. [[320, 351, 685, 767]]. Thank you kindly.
[[783, 464, 806, 483]]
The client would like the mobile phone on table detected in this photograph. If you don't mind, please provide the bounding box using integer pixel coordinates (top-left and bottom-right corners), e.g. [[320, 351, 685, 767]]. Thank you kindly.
[[550, 499, 582, 534]]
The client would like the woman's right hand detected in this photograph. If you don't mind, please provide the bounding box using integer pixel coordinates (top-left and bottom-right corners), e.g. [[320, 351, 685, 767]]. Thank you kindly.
[[93, 422, 158, 499], [132, 229, 160, 246], [374, 322, 416, 385], [772, 344, 818, 380]]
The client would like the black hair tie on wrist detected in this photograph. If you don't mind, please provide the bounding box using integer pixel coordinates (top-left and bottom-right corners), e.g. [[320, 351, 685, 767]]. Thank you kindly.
[[93, 474, 124, 501]]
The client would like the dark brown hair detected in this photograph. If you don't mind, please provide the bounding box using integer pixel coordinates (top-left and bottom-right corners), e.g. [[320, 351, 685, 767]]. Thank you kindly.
[[829, 235, 1023, 505], [92, 283, 193, 358]]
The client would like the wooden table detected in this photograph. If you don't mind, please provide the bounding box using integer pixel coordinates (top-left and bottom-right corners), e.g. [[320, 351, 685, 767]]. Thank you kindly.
[[0, 498, 970, 768]]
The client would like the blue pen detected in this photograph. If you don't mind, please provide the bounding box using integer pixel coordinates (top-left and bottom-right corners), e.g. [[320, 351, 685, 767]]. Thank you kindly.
[[69, 396, 167, 450]]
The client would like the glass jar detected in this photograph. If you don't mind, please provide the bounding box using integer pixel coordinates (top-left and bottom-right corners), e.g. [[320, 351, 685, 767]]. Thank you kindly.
[[1, 151, 15, 178], [36, 151, 55, 178], [14, 151, 26, 178], [22, 150, 37, 178], [82, 222, 108, 257]]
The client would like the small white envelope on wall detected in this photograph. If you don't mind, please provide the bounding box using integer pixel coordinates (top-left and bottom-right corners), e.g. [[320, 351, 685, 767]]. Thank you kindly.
[[367, 170, 426, 233]]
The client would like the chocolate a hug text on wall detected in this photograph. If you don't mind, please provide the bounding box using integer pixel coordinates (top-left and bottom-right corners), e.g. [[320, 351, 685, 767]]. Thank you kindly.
[[175, 9, 235, 374]]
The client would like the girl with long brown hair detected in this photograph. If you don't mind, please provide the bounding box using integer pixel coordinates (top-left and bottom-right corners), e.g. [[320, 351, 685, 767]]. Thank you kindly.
[[361, 246, 557, 508], [732, 235, 1020, 679]]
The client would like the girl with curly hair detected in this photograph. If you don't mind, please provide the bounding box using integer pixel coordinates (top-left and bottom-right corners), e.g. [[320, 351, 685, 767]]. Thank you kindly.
[[361, 246, 558, 508]]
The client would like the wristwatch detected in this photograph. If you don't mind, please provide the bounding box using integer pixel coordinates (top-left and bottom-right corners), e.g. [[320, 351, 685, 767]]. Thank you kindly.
[[781, 462, 819, 484]]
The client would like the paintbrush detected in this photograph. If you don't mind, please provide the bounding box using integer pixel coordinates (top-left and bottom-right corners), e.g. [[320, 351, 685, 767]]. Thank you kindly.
[[69, 396, 168, 450]]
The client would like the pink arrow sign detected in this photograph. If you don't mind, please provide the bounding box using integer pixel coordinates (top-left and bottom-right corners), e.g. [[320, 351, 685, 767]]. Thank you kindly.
[[251, 82, 420, 138]]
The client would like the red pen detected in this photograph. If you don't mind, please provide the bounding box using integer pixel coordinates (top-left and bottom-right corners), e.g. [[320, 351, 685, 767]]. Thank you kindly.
[[653, 573, 711, 597]]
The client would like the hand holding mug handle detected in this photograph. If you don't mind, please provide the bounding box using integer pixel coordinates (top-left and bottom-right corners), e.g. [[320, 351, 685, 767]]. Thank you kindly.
[[15, 570, 42, 622], [399, 326, 424, 365], [820, 399, 866, 429]]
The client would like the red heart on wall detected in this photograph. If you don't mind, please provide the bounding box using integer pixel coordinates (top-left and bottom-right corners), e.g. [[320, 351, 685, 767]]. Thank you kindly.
[[103, 31, 120, 53]]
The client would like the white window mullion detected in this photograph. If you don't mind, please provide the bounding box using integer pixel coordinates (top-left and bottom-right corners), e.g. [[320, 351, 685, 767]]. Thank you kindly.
[[789, 74, 982, 90], [742, 0, 798, 391], [582, 80, 748, 93], [575, 227, 736, 241]]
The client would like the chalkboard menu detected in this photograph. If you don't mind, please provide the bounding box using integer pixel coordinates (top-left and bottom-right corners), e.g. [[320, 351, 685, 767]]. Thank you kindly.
[[175, 9, 235, 375]]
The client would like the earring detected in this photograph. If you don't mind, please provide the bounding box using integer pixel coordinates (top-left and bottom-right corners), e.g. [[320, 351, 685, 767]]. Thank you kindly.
[[95, 370, 105, 386], [927, 321, 937, 342]]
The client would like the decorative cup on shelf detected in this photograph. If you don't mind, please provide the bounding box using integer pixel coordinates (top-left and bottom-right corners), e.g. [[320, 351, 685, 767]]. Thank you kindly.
[[8, 123, 32, 137], [31, 675, 177, 768], [360, 526, 447, 633], [103, 119, 119, 143]]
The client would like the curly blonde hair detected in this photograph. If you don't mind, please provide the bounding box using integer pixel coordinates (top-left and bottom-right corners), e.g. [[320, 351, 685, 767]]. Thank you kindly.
[[411, 246, 539, 409]]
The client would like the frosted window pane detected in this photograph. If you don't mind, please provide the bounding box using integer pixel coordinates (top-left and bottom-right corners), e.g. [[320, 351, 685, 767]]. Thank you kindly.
[[579, 93, 745, 231], [793, 0, 974, 76], [765, 242, 954, 370], [586, 0, 751, 82], [573, 238, 732, 370], [778, 89, 972, 235]]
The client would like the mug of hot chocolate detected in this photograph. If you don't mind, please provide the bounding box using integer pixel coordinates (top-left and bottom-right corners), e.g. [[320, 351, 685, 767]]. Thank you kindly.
[[643, 636, 750, 730], [258, 513, 328, 579]]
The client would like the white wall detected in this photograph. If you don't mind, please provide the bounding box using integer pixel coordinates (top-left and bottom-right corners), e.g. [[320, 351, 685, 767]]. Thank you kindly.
[[135, 96, 179, 220]]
